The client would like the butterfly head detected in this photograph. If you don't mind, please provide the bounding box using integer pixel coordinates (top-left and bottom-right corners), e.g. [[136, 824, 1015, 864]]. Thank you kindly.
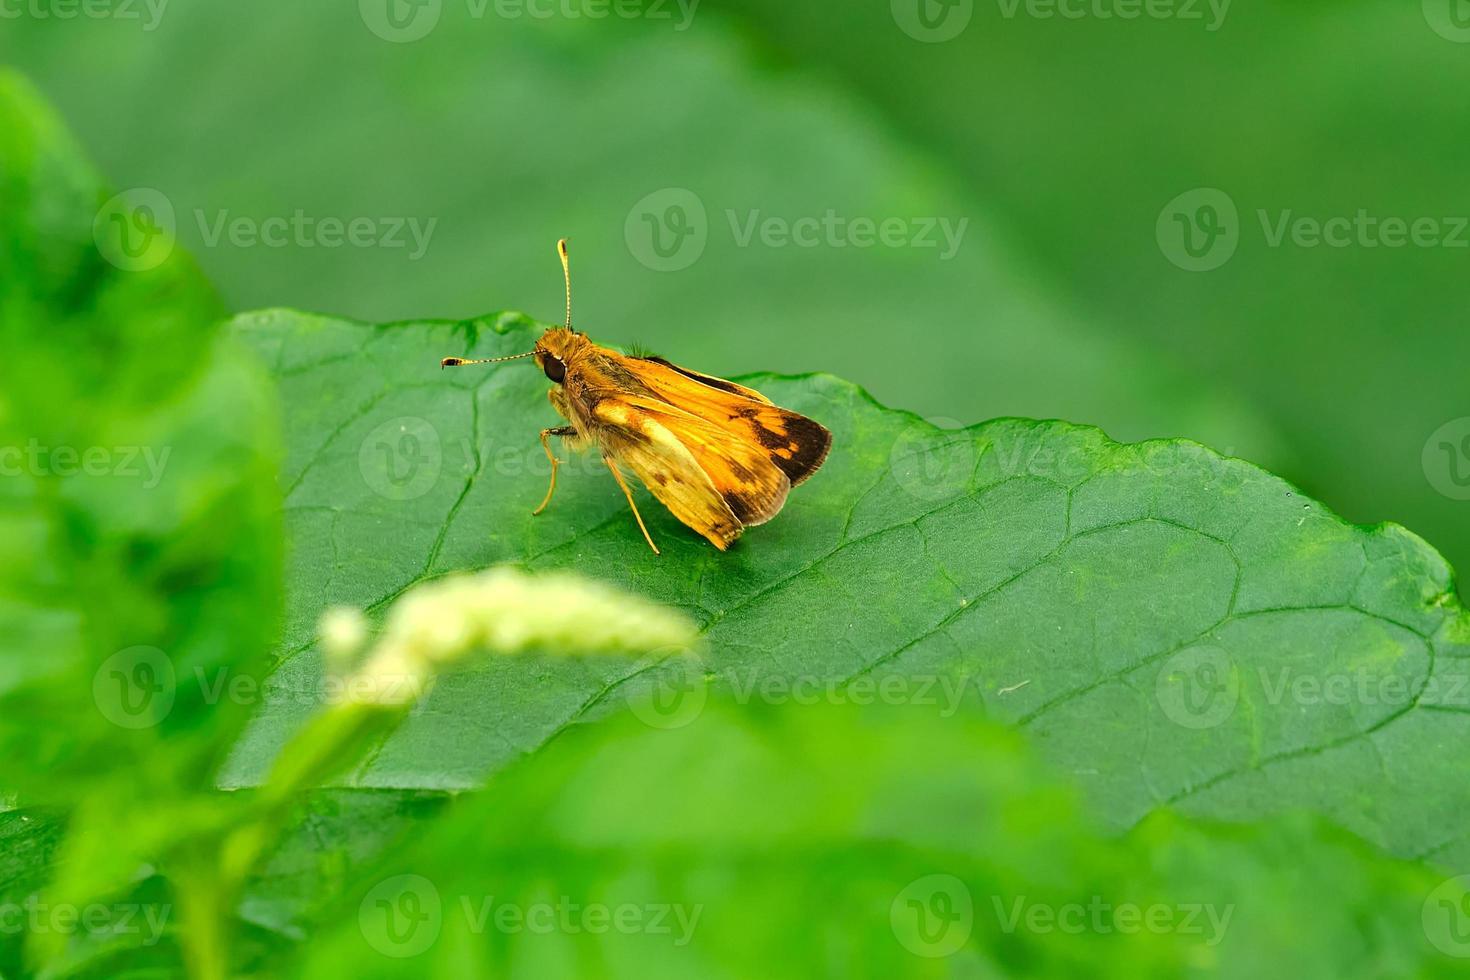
[[533, 327, 590, 384]]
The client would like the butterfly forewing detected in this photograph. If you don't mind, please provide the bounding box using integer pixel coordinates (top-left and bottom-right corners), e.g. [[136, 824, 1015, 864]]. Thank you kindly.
[[625, 356, 832, 486]]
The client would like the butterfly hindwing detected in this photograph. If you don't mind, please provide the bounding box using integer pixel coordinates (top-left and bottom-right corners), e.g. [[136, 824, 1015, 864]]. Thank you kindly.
[[591, 399, 751, 549]]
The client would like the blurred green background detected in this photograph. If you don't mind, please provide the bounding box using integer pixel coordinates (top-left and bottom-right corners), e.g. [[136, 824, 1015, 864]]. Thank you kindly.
[[1, 0, 1465, 578]]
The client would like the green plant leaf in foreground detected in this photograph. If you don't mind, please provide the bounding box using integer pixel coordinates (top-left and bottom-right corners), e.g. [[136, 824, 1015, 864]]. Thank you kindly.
[[223, 310, 1470, 871], [263, 701, 1466, 978], [0, 69, 281, 973]]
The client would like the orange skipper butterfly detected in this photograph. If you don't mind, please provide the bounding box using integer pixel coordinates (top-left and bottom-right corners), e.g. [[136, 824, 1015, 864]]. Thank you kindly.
[[442, 240, 831, 554]]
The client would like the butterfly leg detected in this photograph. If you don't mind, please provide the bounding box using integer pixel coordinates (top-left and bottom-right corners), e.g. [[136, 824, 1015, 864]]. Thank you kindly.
[[532, 426, 577, 517], [602, 454, 661, 555]]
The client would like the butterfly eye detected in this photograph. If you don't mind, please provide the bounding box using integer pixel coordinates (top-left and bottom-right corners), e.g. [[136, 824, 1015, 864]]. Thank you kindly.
[[541, 353, 566, 384]]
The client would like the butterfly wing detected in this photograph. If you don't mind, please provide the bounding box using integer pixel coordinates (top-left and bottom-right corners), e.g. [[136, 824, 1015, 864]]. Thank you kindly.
[[626, 356, 832, 486], [593, 396, 793, 549], [633, 356, 775, 404]]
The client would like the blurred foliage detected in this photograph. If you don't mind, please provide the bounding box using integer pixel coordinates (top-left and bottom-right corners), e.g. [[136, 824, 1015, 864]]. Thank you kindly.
[[259, 701, 1468, 977], [0, 69, 282, 974]]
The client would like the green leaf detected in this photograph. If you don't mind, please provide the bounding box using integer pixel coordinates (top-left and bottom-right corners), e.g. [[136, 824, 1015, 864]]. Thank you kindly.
[[261, 701, 1468, 978], [0, 69, 282, 966], [222, 309, 1470, 870]]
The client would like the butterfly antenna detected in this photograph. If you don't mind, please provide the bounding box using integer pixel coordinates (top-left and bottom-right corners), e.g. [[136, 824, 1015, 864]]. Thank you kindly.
[[558, 238, 573, 331], [440, 351, 536, 370]]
